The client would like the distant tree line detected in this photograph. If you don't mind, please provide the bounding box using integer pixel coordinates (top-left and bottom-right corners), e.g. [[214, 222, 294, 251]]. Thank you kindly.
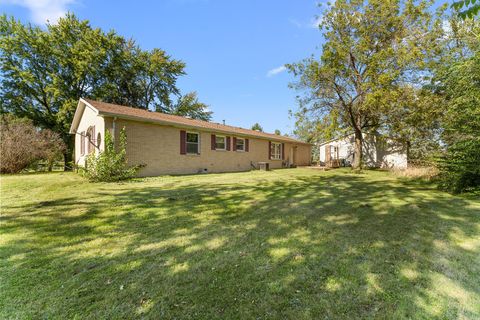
[[0, 14, 211, 170], [251, 123, 263, 131]]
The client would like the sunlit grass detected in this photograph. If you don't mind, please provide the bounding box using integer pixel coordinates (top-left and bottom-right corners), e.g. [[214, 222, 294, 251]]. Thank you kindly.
[[1, 168, 479, 319]]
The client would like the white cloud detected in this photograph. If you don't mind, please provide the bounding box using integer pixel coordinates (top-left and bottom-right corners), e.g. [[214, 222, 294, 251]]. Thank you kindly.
[[1, 0, 76, 24], [266, 65, 287, 77]]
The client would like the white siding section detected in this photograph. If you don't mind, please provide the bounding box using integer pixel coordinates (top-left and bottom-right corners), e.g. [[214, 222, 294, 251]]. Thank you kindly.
[[74, 105, 105, 167], [318, 133, 407, 168]]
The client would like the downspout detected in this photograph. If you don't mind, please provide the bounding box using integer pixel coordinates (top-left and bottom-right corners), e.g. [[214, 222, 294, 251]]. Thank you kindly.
[[112, 116, 117, 143]]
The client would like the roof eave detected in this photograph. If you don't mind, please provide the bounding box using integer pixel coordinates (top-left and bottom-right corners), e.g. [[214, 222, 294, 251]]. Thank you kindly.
[[98, 111, 310, 145], [69, 98, 100, 134]]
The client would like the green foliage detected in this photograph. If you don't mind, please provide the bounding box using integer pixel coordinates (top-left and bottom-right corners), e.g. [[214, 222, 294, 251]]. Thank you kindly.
[[437, 139, 480, 193], [251, 123, 263, 131], [382, 87, 444, 161], [81, 128, 141, 182], [0, 14, 210, 168], [452, 0, 480, 19], [169, 91, 212, 121], [435, 40, 480, 193], [274, 129, 281, 135], [289, 107, 343, 144], [100, 44, 186, 111], [287, 0, 445, 168]]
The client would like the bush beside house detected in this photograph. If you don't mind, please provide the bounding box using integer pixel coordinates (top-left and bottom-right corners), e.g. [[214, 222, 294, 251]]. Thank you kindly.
[[81, 128, 141, 182]]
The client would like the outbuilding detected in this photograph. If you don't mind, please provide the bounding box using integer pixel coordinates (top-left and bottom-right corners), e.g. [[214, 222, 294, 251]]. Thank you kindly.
[[318, 133, 407, 168]]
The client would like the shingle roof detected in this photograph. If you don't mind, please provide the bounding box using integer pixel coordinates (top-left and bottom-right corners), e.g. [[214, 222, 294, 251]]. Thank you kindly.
[[83, 99, 310, 145]]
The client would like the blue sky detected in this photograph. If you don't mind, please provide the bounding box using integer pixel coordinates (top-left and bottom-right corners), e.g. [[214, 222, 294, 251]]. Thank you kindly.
[[0, 0, 325, 134]]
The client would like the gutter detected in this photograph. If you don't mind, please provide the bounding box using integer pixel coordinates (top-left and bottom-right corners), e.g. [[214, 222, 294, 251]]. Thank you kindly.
[[98, 111, 313, 146], [112, 116, 117, 142]]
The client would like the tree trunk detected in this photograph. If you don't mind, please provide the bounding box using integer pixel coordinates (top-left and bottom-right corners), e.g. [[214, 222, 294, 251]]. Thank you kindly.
[[353, 129, 363, 169], [63, 151, 72, 171], [63, 135, 75, 171]]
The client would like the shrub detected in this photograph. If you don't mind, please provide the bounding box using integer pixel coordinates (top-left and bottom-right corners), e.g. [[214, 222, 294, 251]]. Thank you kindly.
[[437, 139, 480, 193], [38, 130, 67, 171], [0, 115, 66, 173], [434, 50, 480, 193], [81, 128, 141, 182]]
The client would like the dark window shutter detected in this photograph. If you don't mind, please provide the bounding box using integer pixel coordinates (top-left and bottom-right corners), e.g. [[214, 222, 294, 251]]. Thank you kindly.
[[232, 137, 237, 151], [282, 143, 285, 160], [268, 141, 271, 160], [245, 139, 249, 152], [180, 130, 186, 154], [211, 134, 216, 150], [226, 136, 231, 151]]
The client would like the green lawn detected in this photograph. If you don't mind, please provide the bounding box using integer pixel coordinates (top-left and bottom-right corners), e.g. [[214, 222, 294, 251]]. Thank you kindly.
[[1, 169, 479, 319]]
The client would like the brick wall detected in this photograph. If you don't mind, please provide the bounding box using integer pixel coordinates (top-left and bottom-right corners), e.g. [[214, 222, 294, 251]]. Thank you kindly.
[[99, 117, 311, 176]]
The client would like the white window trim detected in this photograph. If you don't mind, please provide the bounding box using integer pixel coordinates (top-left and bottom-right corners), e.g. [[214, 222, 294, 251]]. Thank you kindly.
[[330, 145, 338, 160], [271, 142, 282, 160], [186, 131, 200, 155], [235, 137, 245, 152], [215, 135, 226, 151]]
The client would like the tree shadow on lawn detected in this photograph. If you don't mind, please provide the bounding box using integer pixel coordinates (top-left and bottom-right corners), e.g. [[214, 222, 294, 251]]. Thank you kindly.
[[1, 172, 479, 319]]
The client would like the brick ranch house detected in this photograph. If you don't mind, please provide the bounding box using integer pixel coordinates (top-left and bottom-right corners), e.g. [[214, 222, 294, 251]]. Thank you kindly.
[[69, 98, 312, 176]]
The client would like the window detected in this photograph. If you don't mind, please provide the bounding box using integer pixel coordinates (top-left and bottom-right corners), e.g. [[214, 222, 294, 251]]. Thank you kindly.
[[330, 146, 338, 159], [86, 126, 95, 154], [215, 135, 226, 150], [236, 138, 245, 151], [97, 132, 102, 149], [186, 132, 199, 154], [271, 142, 281, 160]]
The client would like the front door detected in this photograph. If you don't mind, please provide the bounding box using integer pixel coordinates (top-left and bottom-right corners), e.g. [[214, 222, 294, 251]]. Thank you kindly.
[[290, 146, 297, 165]]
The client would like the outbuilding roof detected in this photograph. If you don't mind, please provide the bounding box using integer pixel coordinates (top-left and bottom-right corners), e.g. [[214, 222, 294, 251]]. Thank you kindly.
[[71, 98, 311, 145]]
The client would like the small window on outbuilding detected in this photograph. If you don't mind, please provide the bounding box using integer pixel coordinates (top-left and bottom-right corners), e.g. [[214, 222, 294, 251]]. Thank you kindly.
[[97, 132, 101, 149]]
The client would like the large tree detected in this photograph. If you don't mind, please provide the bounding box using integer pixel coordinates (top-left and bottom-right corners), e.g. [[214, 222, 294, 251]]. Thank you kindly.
[[99, 41, 185, 111], [437, 50, 480, 192], [288, 0, 444, 168], [0, 14, 119, 167], [433, 17, 480, 192], [0, 14, 210, 169]]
